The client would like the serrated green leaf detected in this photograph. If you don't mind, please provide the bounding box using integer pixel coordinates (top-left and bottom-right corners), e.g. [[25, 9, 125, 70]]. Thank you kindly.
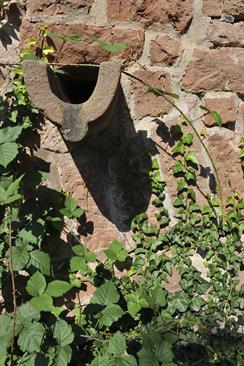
[[104, 240, 128, 262], [31, 293, 53, 311], [17, 302, 40, 329], [0, 314, 12, 355], [30, 250, 51, 275], [92, 281, 119, 306], [12, 245, 30, 271], [108, 332, 126, 355], [0, 142, 19, 168], [26, 271, 47, 297], [55, 345, 72, 366], [53, 319, 74, 346], [6, 174, 24, 197], [0, 185, 7, 203], [17, 322, 45, 353], [46, 280, 72, 297], [0, 126, 22, 144], [70, 256, 89, 272], [99, 304, 124, 327]]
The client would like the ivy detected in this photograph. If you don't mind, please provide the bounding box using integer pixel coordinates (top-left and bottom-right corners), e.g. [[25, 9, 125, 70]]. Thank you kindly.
[[0, 23, 243, 366]]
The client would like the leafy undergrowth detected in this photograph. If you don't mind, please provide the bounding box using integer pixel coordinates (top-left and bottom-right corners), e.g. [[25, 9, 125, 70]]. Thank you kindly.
[[0, 27, 244, 366]]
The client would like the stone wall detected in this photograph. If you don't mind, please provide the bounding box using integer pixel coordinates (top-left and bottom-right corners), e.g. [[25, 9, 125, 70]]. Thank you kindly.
[[1, 0, 244, 253]]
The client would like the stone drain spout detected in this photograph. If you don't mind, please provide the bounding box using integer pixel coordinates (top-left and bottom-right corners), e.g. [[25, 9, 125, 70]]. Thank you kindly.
[[23, 60, 121, 142]]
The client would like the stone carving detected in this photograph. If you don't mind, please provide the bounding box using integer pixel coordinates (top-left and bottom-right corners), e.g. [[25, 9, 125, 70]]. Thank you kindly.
[[23, 60, 121, 142]]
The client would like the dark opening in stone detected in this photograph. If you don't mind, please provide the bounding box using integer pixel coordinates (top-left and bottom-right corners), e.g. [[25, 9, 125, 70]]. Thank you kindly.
[[55, 65, 99, 104]]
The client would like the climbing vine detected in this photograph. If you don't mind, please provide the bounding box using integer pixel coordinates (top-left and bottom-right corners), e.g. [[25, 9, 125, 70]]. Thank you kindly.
[[0, 22, 243, 366]]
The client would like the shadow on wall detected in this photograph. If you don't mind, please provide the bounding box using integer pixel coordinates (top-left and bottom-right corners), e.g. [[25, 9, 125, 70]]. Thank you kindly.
[[0, 3, 21, 48], [64, 87, 154, 232]]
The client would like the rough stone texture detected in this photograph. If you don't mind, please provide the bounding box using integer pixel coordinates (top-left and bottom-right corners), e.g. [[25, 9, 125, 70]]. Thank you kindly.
[[132, 69, 172, 118], [223, 0, 244, 20], [20, 20, 145, 64], [150, 34, 181, 65], [208, 20, 244, 47], [27, 0, 92, 16], [107, 0, 193, 32], [203, 0, 244, 19], [203, 95, 237, 127], [182, 48, 244, 94], [207, 134, 244, 200], [162, 267, 182, 293], [203, 0, 223, 17]]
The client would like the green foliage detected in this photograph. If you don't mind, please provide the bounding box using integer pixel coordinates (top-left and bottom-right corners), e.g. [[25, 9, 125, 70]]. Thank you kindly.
[[90, 35, 128, 53], [0, 24, 243, 366]]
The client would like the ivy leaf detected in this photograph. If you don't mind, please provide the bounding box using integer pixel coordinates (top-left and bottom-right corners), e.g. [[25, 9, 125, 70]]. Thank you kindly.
[[185, 151, 198, 165], [30, 250, 51, 275], [53, 319, 74, 346], [90, 35, 128, 53], [0, 126, 22, 144], [190, 297, 205, 312], [99, 304, 124, 327], [46, 280, 72, 297], [108, 332, 126, 355], [17, 322, 45, 353], [168, 293, 190, 314], [54, 345, 72, 366], [26, 271, 47, 297], [92, 281, 120, 306], [0, 142, 19, 168], [31, 294, 53, 312], [182, 133, 193, 146], [12, 244, 30, 271]]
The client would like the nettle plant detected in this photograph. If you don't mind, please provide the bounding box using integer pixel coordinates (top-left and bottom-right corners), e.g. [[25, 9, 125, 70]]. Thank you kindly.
[[0, 23, 244, 366]]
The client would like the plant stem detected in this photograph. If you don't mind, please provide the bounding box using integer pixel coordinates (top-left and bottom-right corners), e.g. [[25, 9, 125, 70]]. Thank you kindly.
[[7, 207, 17, 366], [122, 70, 225, 222]]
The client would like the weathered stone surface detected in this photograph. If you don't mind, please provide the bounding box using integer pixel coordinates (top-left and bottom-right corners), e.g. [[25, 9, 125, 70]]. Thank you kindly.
[[132, 69, 172, 118], [107, 0, 193, 32], [203, 0, 223, 17], [208, 20, 244, 47], [150, 34, 181, 65], [23, 60, 121, 142], [20, 20, 145, 64], [203, 95, 237, 127], [28, 0, 92, 16], [207, 134, 244, 200], [203, 0, 244, 19], [182, 48, 244, 94], [162, 267, 182, 293], [223, 0, 244, 20]]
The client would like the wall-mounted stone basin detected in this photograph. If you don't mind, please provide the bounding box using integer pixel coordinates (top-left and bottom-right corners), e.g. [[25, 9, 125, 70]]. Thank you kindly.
[[23, 60, 121, 142]]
